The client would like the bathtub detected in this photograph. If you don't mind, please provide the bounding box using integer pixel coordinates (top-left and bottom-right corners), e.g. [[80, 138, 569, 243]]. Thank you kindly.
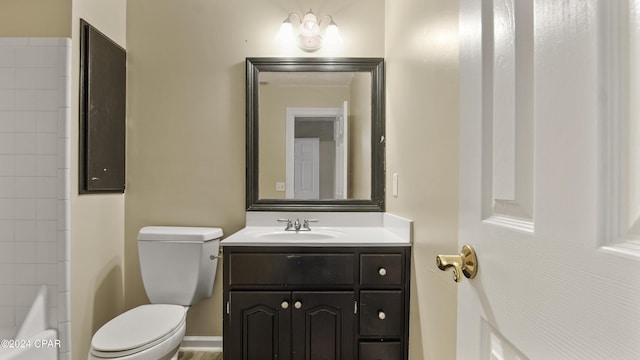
[[0, 286, 59, 360]]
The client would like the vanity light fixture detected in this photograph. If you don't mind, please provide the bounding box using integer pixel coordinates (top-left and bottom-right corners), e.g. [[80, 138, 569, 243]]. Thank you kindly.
[[275, 9, 343, 52]]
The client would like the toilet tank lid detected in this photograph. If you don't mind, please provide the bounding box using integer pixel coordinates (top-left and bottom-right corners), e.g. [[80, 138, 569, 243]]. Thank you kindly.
[[138, 226, 223, 242]]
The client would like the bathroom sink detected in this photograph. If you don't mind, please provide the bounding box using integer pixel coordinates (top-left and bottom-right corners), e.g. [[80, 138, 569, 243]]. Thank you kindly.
[[221, 216, 413, 247], [252, 230, 343, 241]]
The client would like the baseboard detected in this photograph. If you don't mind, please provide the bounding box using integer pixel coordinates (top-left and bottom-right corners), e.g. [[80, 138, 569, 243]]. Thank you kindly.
[[180, 336, 223, 352]]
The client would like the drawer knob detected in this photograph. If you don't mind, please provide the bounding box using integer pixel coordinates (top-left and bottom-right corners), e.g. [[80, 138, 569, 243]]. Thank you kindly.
[[294, 301, 302, 309], [281, 301, 289, 309], [378, 267, 387, 276], [378, 310, 386, 320]]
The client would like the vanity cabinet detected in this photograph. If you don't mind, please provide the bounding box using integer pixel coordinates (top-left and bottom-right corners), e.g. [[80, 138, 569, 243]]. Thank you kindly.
[[228, 291, 355, 360], [223, 246, 411, 360]]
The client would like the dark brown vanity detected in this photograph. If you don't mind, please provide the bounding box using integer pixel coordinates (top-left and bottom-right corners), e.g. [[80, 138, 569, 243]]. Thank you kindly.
[[222, 245, 411, 360], [227, 57, 410, 359]]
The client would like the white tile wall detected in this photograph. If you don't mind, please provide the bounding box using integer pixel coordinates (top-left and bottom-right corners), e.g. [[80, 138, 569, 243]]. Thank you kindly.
[[0, 286, 13, 307], [0, 265, 13, 285], [0, 38, 70, 359], [0, 243, 13, 263]]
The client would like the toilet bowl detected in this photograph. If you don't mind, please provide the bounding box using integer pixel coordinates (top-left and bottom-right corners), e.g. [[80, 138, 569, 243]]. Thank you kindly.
[[89, 305, 186, 360], [88, 227, 223, 360]]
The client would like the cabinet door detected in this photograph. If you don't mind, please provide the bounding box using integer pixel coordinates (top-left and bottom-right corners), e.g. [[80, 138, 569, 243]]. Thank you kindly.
[[229, 291, 291, 360], [291, 292, 355, 360]]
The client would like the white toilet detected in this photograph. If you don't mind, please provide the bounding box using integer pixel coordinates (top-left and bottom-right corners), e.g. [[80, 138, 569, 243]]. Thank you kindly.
[[88, 226, 223, 360]]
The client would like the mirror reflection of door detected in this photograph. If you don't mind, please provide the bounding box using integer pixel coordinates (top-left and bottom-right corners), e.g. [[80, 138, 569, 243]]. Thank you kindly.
[[293, 138, 319, 199], [286, 103, 348, 200]]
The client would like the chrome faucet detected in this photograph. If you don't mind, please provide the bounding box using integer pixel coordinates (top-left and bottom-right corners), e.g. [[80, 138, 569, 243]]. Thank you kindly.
[[277, 218, 318, 231]]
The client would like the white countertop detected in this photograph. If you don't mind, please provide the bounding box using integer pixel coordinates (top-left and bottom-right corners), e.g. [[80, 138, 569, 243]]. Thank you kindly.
[[221, 212, 412, 247]]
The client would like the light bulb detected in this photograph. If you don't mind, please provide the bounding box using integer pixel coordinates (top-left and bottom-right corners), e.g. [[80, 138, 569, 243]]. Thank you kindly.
[[324, 21, 342, 46], [275, 19, 295, 45]]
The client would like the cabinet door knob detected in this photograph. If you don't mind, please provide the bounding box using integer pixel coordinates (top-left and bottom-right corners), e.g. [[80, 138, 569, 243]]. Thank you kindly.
[[378, 311, 386, 320], [281, 301, 289, 309], [378, 267, 387, 276], [294, 301, 302, 309]]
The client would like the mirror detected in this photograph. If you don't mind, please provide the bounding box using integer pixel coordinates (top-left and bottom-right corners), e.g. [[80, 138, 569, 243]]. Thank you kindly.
[[246, 57, 385, 211]]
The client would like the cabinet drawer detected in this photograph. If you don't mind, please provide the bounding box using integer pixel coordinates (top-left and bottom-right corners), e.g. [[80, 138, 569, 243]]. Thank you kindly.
[[360, 254, 403, 286], [359, 342, 402, 360], [229, 253, 354, 286], [359, 291, 403, 336]]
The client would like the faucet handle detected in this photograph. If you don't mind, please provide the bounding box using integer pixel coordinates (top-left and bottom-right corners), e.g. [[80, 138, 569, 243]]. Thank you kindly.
[[277, 218, 293, 230], [302, 218, 318, 230]]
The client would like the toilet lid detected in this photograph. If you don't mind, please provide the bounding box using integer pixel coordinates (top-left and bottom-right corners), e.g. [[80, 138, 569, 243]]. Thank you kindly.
[[92, 304, 186, 352]]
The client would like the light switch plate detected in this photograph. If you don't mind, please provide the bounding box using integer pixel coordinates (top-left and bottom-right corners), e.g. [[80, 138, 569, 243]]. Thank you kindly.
[[393, 173, 398, 197]]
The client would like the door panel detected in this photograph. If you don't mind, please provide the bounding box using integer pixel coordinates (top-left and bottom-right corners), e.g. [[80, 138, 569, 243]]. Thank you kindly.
[[605, 0, 640, 251], [481, 0, 534, 224], [229, 292, 291, 360], [291, 292, 355, 360], [458, 0, 640, 359], [294, 138, 320, 200], [480, 321, 527, 360]]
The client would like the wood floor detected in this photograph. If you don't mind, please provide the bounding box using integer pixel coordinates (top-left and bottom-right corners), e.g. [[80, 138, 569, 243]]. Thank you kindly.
[[177, 351, 223, 360]]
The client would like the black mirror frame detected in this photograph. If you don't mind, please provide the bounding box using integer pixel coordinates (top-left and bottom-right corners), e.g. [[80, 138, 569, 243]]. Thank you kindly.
[[246, 57, 385, 212]]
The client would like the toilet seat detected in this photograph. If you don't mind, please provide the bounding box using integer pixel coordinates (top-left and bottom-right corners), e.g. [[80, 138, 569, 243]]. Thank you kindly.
[[90, 304, 186, 359]]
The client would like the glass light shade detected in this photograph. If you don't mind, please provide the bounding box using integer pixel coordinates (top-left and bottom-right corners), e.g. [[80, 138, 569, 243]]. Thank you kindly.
[[324, 22, 343, 46], [275, 20, 295, 44], [300, 12, 319, 36]]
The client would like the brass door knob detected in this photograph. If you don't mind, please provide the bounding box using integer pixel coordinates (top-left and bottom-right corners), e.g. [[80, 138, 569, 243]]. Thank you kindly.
[[436, 245, 478, 283]]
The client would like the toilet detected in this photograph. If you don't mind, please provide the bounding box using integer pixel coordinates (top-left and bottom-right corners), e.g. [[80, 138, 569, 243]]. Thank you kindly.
[[88, 226, 223, 360]]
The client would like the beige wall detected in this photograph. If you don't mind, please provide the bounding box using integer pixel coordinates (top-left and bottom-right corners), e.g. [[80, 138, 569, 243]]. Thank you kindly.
[[0, 0, 71, 37], [125, 0, 385, 337], [385, 0, 460, 359], [349, 72, 372, 199], [70, 0, 127, 358]]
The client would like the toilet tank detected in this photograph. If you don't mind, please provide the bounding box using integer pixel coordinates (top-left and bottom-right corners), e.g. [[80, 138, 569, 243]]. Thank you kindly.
[[137, 226, 223, 305]]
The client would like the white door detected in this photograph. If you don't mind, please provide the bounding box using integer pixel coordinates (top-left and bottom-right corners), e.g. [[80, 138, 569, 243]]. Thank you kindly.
[[294, 138, 319, 200], [335, 101, 348, 199], [455, 0, 640, 358], [285, 107, 342, 199]]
